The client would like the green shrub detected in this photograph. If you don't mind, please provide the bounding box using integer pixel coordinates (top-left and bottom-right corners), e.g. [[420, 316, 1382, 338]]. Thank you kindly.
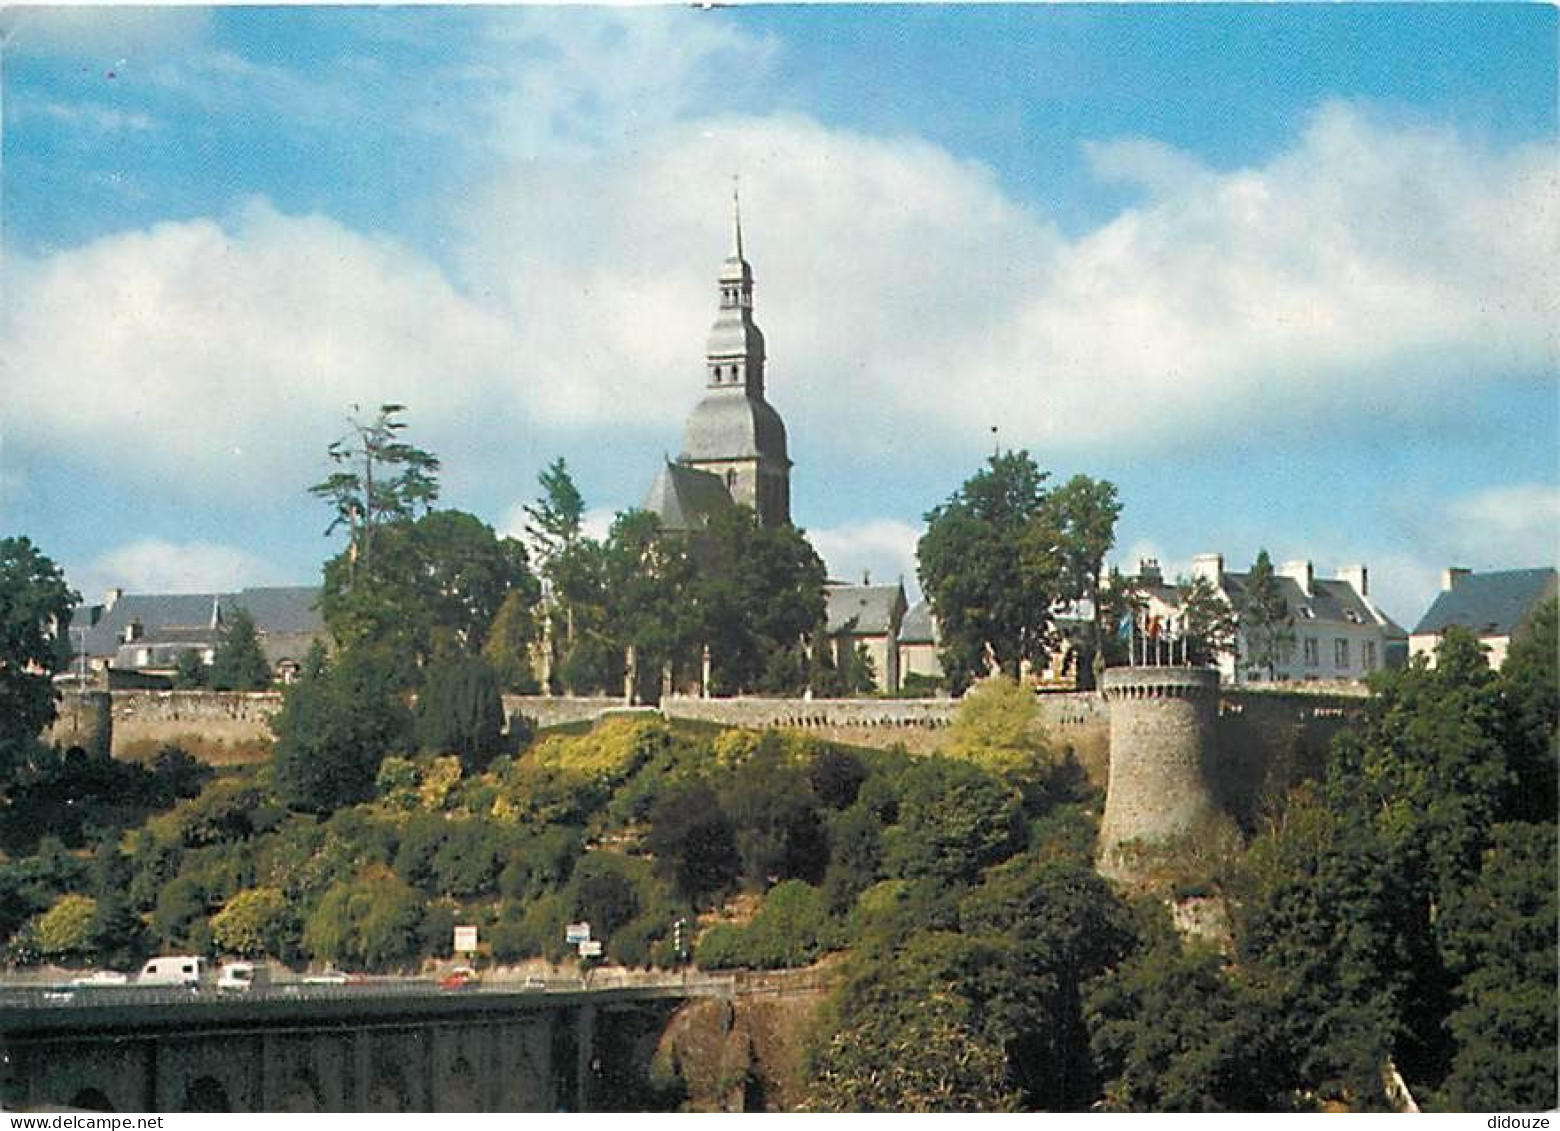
[[301, 869, 424, 972], [34, 893, 97, 958], [210, 886, 297, 959], [696, 881, 838, 970]]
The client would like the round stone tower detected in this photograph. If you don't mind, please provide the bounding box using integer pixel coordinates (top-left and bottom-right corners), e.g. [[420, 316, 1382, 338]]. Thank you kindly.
[[1097, 666, 1221, 880]]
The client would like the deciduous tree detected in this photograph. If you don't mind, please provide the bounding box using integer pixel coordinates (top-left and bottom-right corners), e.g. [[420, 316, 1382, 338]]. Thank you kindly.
[[0, 537, 77, 776], [911, 449, 1060, 689]]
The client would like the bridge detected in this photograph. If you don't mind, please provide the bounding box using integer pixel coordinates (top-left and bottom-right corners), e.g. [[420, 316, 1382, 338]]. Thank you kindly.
[[0, 973, 738, 1112]]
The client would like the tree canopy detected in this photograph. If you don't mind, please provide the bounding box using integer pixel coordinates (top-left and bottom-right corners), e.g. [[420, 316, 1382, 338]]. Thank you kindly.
[[0, 537, 78, 777], [308, 403, 440, 576], [1239, 550, 1295, 680], [919, 452, 1119, 692]]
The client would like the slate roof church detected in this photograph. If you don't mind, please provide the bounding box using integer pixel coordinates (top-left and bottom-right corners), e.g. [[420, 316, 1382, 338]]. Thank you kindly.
[[644, 192, 792, 532]]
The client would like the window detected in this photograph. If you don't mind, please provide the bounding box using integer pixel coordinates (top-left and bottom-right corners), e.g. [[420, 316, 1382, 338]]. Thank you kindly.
[[1304, 637, 1319, 667], [1334, 638, 1350, 669], [1364, 641, 1377, 671]]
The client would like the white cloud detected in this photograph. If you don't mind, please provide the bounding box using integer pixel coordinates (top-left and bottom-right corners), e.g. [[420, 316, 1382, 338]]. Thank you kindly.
[[808, 519, 923, 597], [449, 101, 1555, 463], [471, 8, 779, 163], [32, 101, 159, 133], [70, 538, 287, 597], [1, 199, 525, 501], [2, 8, 213, 60], [5, 91, 1554, 530], [1443, 484, 1560, 570]]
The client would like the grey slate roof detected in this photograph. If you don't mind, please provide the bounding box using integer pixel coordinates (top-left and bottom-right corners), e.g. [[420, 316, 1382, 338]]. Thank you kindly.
[[680, 391, 789, 464], [75, 587, 323, 659], [1412, 568, 1558, 637], [827, 583, 906, 636], [898, 600, 939, 645], [228, 587, 324, 634], [1218, 572, 1404, 637], [643, 461, 736, 533]]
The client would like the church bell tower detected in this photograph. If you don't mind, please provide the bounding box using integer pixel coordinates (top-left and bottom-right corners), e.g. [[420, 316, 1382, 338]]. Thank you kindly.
[[678, 186, 792, 526]]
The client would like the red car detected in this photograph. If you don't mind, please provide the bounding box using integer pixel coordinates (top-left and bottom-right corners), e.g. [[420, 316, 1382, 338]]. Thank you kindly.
[[438, 967, 480, 990]]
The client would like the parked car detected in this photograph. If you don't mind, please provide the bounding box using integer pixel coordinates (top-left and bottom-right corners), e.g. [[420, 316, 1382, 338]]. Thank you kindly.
[[217, 961, 270, 993], [302, 969, 366, 986], [69, 971, 130, 987], [439, 966, 480, 991]]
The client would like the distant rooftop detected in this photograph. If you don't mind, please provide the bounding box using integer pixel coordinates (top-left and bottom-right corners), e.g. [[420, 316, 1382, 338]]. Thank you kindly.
[[1412, 567, 1557, 638]]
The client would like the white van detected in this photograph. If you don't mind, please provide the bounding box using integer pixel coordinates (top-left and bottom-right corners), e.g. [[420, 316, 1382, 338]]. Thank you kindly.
[[137, 956, 207, 987], [216, 961, 270, 993]]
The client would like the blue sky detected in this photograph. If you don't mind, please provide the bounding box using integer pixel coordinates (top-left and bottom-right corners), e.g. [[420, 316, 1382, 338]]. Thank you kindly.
[[1, 4, 1556, 627]]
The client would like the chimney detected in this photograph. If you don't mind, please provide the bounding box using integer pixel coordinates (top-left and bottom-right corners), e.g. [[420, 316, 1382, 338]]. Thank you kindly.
[[1442, 567, 1471, 591], [1138, 558, 1163, 586], [1338, 564, 1369, 597], [1191, 553, 1224, 586], [104, 588, 123, 612], [1279, 559, 1314, 598]]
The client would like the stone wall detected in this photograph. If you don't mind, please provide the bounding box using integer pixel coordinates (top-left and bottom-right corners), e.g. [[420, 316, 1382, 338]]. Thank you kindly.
[[49, 689, 284, 758], [48, 685, 1357, 804], [1213, 686, 1366, 825], [501, 695, 656, 730]]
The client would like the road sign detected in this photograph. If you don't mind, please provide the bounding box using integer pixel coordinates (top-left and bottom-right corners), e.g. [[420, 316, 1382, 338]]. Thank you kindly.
[[577, 940, 603, 958], [565, 922, 591, 944], [453, 925, 478, 953]]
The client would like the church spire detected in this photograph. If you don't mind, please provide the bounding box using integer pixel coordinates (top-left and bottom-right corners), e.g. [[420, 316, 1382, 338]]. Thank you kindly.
[[732, 175, 744, 261], [708, 188, 764, 393]]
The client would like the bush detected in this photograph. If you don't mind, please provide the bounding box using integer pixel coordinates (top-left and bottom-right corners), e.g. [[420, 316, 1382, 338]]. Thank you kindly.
[[489, 893, 567, 963], [152, 875, 209, 950], [646, 781, 739, 903], [375, 756, 421, 810], [696, 881, 838, 970], [496, 825, 583, 903], [942, 675, 1049, 781], [302, 870, 424, 972], [210, 886, 297, 959], [34, 894, 98, 959]]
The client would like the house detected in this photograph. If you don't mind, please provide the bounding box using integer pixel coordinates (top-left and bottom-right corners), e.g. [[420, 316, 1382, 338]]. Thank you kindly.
[[1125, 554, 1406, 684], [825, 581, 907, 693], [897, 600, 943, 690], [1410, 567, 1557, 669], [68, 586, 326, 684]]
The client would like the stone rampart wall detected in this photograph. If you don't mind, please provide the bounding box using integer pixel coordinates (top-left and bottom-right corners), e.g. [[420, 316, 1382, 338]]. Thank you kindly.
[[501, 695, 648, 730], [48, 684, 1361, 803], [49, 689, 284, 758]]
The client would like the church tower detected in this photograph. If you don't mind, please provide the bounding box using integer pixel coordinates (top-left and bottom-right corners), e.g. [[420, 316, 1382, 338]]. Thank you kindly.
[[678, 189, 792, 526]]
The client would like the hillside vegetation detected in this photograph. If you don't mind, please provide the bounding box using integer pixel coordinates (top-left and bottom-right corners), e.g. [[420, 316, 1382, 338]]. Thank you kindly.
[[1, 614, 1554, 1112]]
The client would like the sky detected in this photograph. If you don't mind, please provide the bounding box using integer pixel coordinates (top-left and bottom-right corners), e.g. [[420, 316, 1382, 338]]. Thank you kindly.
[[1, 3, 1556, 630]]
